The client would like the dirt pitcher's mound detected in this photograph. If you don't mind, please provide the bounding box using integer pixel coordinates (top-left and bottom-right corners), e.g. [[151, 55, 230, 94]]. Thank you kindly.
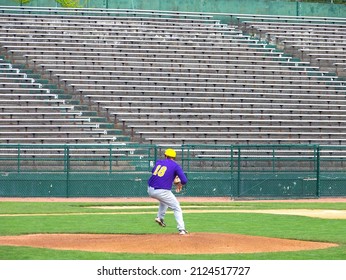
[[0, 233, 337, 255]]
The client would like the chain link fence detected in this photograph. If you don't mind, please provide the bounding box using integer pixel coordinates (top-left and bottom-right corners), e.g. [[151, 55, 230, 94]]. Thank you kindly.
[[0, 144, 345, 198]]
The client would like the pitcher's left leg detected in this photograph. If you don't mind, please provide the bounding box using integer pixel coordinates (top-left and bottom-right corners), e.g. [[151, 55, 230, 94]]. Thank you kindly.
[[159, 190, 185, 231]]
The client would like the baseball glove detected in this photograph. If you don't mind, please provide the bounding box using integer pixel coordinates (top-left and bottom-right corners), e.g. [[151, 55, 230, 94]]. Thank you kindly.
[[174, 175, 183, 193]]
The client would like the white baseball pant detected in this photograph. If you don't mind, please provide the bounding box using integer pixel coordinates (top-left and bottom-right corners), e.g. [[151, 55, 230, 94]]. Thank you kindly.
[[148, 186, 185, 231]]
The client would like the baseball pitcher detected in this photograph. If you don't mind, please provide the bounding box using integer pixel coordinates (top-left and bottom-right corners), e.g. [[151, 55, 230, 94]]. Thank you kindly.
[[148, 148, 188, 235]]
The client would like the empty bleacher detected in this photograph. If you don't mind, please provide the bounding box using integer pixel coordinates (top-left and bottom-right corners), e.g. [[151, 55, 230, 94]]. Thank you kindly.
[[0, 57, 128, 144], [0, 7, 346, 147], [237, 14, 346, 75]]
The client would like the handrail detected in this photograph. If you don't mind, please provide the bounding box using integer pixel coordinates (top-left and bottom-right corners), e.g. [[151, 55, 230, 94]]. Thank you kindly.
[[0, 6, 345, 24]]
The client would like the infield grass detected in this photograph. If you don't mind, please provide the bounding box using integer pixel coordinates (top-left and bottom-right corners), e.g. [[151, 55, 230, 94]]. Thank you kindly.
[[0, 201, 345, 260]]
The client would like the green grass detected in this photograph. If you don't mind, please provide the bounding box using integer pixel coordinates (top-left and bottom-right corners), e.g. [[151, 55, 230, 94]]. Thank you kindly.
[[0, 201, 345, 260]]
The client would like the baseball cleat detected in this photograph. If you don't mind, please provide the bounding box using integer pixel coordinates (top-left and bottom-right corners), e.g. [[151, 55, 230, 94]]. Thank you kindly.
[[155, 217, 166, 227], [179, 229, 188, 235]]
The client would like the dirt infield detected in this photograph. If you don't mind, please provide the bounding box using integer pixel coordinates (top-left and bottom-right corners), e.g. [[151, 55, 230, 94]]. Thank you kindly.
[[0, 233, 337, 255]]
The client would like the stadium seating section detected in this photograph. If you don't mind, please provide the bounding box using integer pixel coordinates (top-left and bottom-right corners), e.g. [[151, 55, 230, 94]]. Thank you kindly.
[[0, 7, 346, 147]]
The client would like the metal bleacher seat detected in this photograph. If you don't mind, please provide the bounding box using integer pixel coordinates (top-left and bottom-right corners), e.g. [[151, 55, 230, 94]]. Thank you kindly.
[[0, 57, 125, 145], [1, 7, 346, 146], [237, 15, 346, 75]]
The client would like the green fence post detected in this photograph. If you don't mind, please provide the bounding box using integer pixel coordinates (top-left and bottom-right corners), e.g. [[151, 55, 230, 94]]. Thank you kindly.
[[272, 146, 275, 172], [316, 145, 321, 198], [230, 145, 234, 197], [64, 145, 70, 198], [296, 0, 301, 16], [181, 145, 185, 171], [237, 146, 241, 197], [154, 145, 158, 163], [17, 144, 21, 173], [109, 144, 113, 174], [148, 145, 152, 171], [185, 145, 191, 173]]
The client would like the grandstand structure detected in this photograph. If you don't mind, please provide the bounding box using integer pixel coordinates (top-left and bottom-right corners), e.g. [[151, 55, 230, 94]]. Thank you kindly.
[[0, 7, 346, 149], [0, 6, 345, 197], [0, 6, 344, 148]]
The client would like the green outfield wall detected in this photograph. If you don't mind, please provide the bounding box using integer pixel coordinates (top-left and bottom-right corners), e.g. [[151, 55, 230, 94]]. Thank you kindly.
[[0, 0, 345, 19], [0, 144, 345, 198]]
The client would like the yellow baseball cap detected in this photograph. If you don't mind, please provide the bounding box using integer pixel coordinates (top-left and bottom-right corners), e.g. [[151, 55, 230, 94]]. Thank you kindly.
[[164, 148, 176, 158]]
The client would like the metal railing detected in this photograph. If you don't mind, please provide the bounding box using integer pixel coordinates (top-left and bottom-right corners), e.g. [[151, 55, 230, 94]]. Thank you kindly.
[[0, 143, 345, 198]]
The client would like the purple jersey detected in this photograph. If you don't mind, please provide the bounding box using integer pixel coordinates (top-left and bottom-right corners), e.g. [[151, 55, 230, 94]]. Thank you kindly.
[[148, 158, 188, 190]]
